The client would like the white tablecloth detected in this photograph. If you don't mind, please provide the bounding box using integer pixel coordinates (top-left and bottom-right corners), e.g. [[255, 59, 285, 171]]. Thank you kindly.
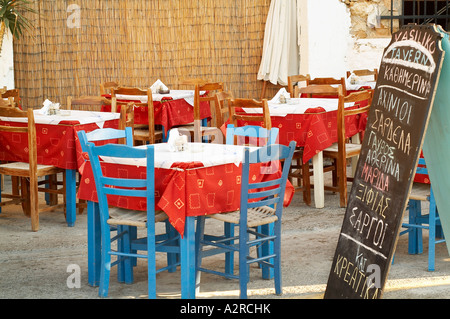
[[101, 143, 260, 170], [0, 110, 120, 128], [261, 98, 354, 117]]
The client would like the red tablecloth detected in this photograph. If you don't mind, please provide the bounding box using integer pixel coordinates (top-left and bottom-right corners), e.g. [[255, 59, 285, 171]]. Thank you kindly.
[[78, 160, 293, 237], [102, 95, 211, 135], [224, 104, 368, 163], [0, 118, 119, 170]]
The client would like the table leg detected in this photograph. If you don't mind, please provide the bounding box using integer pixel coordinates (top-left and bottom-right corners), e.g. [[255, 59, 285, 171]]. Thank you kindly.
[[180, 216, 196, 299], [65, 169, 77, 226], [87, 201, 101, 287], [312, 152, 324, 208]]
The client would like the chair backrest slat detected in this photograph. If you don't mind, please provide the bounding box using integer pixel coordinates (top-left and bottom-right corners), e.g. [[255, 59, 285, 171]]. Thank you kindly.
[[307, 76, 347, 96], [296, 84, 342, 99], [287, 74, 310, 95], [78, 127, 133, 153]]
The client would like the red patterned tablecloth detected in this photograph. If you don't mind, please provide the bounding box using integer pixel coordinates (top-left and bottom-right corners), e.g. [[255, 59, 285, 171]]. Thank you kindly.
[[78, 156, 293, 237], [224, 103, 368, 163], [102, 94, 211, 135], [0, 111, 120, 170]]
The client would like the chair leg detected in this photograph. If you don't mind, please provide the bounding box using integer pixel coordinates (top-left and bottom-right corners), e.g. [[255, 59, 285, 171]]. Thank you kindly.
[[428, 201, 437, 271], [145, 213, 157, 299], [20, 177, 31, 217], [117, 225, 134, 284], [239, 223, 249, 299], [302, 161, 311, 205], [99, 232, 112, 298], [338, 159, 348, 208], [28, 176, 40, 232], [408, 200, 423, 255], [273, 220, 282, 295]]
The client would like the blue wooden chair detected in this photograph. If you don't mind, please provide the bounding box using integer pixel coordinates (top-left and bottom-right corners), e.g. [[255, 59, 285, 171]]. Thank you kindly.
[[195, 141, 296, 298], [218, 124, 280, 277], [78, 131, 179, 298], [397, 157, 446, 271]]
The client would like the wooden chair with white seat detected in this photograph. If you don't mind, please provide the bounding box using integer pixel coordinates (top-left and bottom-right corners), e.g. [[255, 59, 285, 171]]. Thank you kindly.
[[322, 88, 372, 207], [289, 84, 344, 205], [287, 74, 310, 96], [112, 87, 163, 145], [99, 81, 120, 96], [1, 88, 20, 108], [0, 107, 66, 231], [213, 91, 233, 127], [176, 82, 224, 143], [189, 90, 234, 144], [227, 98, 273, 146]]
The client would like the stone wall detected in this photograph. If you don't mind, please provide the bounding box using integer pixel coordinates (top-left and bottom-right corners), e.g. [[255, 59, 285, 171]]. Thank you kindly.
[[340, 0, 401, 38]]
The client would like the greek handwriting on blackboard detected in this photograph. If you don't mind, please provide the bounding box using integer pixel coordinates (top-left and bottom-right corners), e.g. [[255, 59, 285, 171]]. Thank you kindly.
[[324, 24, 444, 299]]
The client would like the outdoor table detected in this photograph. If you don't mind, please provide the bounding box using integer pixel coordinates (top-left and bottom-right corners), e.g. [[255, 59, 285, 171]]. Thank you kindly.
[[0, 109, 120, 226], [102, 90, 211, 137], [227, 97, 368, 208], [77, 142, 294, 298]]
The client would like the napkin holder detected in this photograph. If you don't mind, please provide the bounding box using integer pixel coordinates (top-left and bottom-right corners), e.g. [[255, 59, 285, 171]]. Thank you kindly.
[[151, 79, 170, 94], [167, 128, 188, 152], [48, 102, 61, 115], [347, 72, 362, 85], [40, 99, 61, 115], [272, 88, 291, 104]]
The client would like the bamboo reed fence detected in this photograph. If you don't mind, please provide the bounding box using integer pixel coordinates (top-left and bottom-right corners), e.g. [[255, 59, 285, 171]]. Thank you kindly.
[[13, 0, 275, 109]]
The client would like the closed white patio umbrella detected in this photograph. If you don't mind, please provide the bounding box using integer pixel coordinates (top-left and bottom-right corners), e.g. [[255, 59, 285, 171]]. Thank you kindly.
[[258, 0, 300, 96]]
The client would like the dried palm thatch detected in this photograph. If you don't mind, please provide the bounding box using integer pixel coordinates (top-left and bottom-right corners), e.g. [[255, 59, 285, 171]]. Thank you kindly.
[[0, 0, 36, 53], [13, 0, 273, 109]]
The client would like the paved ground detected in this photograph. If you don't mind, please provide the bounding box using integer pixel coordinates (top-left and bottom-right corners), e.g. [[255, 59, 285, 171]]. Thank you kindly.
[[0, 174, 449, 300]]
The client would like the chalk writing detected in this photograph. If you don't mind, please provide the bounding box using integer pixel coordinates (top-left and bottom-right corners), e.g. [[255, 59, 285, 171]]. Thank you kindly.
[[377, 88, 413, 124], [355, 183, 390, 218], [333, 254, 380, 299], [370, 111, 412, 155]]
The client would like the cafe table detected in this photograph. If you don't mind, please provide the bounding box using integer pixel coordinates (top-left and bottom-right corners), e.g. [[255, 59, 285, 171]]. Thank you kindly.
[[102, 90, 211, 137], [0, 109, 120, 226], [77, 142, 294, 298], [231, 97, 368, 208]]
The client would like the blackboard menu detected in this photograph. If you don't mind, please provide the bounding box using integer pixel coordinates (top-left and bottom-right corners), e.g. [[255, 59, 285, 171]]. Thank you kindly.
[[324, 24, 444, 299]]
